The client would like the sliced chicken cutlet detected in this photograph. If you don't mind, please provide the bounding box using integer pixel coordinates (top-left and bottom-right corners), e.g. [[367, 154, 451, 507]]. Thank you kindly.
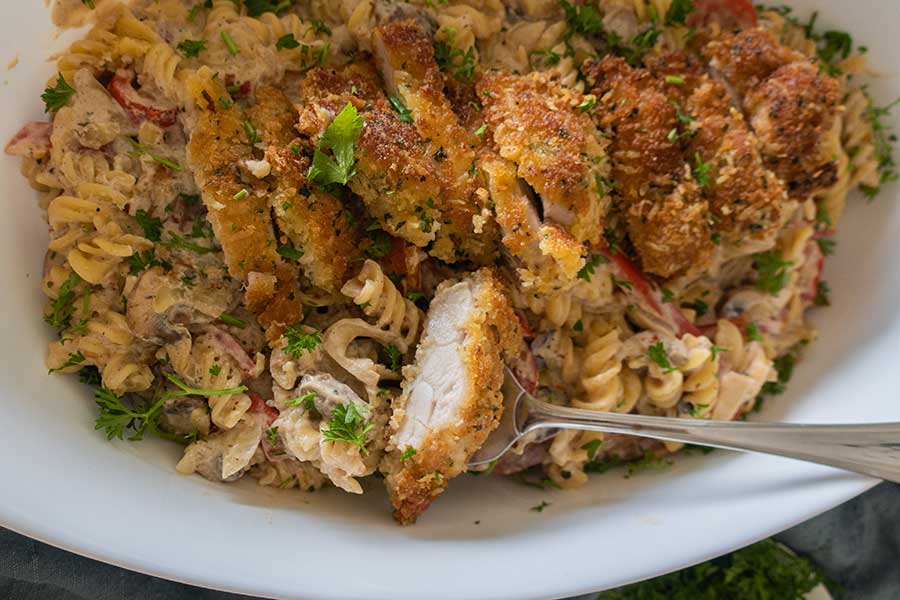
[[480, 153, 586, 289], [648, 52, 786, 245], [187, 97, 303, 332], [704, 28, 841, 199], [248, 86, 361, 293], [384, 269, 521, 524], [585, 56, 714, 278], [298, 63, 443, 249], [373, 20, 498, 264], [478, 72, 608, 248]]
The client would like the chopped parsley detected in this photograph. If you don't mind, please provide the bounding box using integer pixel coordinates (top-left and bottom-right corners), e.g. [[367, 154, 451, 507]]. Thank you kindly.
[[128, 138, 182, 171], [284, 324, 321, 359], [664, 0, 695, 26], [385, 344, 402, 372], [665, 75, 685, 85], [610, 274, 633, 291], [753, 251, 793, 295], [45, 272, 82, 331], [577, 97, 596, 112], [176, 39, 207, 58], [389, 95, 414, 124], [364, 227, 392, 259], [647, 341, 677, 374], [813, 281, 831, 306], [164, 232, 215, 255], [243, 119, 258, 145], [400, 445, 417, 461], [243, 0, 295, 17], [581, 438, 602, 461], [626, 452, 672, 476], [816, 238, 836, 256], [276, 245, 304, 260], [42, 74, 75, 113], [595, 539, 827, 599], [265, 426, 279, 447], [287, 392, 318, 415], [693, 152, 712, 189], [94, 375, 247, 442], [761, 352, 796, 397], [220, 31, 239, 56], [209, 364, 222, 376], [276, 33, 300, 50], [321, 402, 374, 453], [530, 500, 551, 513], [81, 0, 96, 8], [126, 249, 168, 275], [135, 209, 162, 242], [78, 365, 102, 386], [474, 123, 488, 138], [577, 253, 609, 282], [307, 102, 363, 188], [49, 351, 86, 374], [860, 92, 900, 199], [746, 322, 763, 342], [219, 313, 247, 328], [560, 0, 603, 36], [688, 299, 709, 318], [434, 41, 475, 80], [661, 287, 675, 303]]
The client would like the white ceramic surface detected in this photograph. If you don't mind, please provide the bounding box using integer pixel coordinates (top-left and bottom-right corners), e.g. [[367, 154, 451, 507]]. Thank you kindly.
[[0, 2, 897, 599]]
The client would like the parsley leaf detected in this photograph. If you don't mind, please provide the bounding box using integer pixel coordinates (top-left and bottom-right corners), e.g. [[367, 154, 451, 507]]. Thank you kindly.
[[400, 445, 417, 461], [434, 41, 475, 80], [45, 272, 82, 331], [321, 402, 374, 453], [664, 0, 695, 26], [693, 152, 712, 189], [135, 209, 162, 242], [530, 500, 551, 513], [176, 39, 207, 58], [276, 33, 300, 50], [577, 253, 609, 282], [243, 0, 294, 17], [753, 251, 793, 295], [647, 341, 677, 374], [42, 74, 75, 113], [761, 352, 796, 397], [307, 102, 363, 188], [276, 245, 304, 260], [746, 321, 763, 342], [163, 232, 215, 255], [49, 351, 86, 374], [78, 365, 102, 386], [581, 438, 602, 461], [389, 95, 414, 123], [284, 324, 321, 359], [813, 281, 831, 306], [95, 375, 247, 442], [385, 344, 402, 372]]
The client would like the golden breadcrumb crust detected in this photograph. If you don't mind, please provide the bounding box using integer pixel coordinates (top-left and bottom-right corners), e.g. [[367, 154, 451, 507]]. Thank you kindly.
[[478, 72, 608, 247], [585, 56, 714, 277]]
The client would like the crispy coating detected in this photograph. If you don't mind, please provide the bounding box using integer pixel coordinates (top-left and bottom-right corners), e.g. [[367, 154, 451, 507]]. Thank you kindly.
[[374, 21, 498, 264], [384, 268, 520, 524], [299, 62, 443, 249], [703, 28, 805, 97], [478, 72, 608, 247], [249, 86, 362, 293], [704, 29, 841, 198], [648, 53, 786, 243], [188, 103, 304, 331], [585, 56, 714, 277], [745, 62, 841, 198], [480, 153, 586, 290]]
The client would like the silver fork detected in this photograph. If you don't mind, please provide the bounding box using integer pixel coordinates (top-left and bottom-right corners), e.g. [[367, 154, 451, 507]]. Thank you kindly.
[[468, 367, 900, 483]]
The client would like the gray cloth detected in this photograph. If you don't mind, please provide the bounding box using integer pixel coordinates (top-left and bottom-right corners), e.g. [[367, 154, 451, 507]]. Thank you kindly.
[[2, 483, 898, 599]]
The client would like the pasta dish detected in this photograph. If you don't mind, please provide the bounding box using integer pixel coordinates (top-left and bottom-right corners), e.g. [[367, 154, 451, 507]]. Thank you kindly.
[[8, 0, 895, 524]]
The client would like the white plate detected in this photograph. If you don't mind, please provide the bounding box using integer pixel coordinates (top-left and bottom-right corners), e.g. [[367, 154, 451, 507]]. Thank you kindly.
[[0, 2, 897, 599]]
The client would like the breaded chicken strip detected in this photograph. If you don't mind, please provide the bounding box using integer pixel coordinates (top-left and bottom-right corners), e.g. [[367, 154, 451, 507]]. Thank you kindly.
[[384, 269, 520, 524], [373, 20, 497, 264], [478, 72, 608, 247], [298, 63, 443, 249], [648, 53, 786, 245], [704, 29, 841, 198], [585, 57, 714, 278], [187, 99, 303, 332], [248, 86, 361, 293], [480, 153, 586, 290]]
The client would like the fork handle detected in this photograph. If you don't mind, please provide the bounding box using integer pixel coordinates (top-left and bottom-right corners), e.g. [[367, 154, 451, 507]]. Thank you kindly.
[[526, 399, 900, 483]]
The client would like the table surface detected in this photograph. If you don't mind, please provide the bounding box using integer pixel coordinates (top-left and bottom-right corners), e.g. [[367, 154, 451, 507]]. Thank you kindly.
[[2, 483, 898, 600]]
